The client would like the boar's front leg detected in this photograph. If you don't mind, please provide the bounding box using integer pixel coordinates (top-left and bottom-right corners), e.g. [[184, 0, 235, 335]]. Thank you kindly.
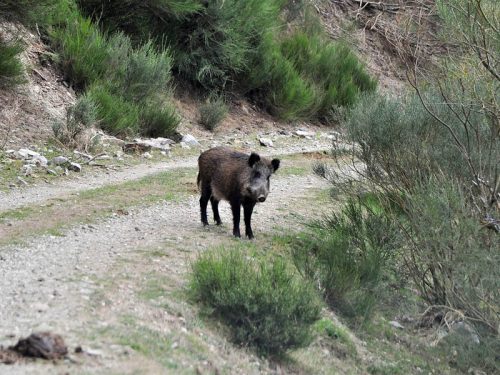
[[243, 201, 256, 239], [230, 197, 241, 237]]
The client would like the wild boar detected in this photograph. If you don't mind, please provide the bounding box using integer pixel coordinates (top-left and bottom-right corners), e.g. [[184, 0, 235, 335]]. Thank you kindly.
[[197, 147, 280, 238]]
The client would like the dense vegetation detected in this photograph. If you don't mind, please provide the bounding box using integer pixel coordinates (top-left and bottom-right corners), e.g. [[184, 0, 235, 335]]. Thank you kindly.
[[290, 0, 499, 372], [0, 0, 376, 140], [189, 247, 321, 354]]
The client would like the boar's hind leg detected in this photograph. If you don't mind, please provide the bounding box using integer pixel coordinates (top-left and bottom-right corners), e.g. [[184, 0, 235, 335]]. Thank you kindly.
[[200, 182, 211, 226], [230, 198, 241, 238], [243, 201, 256, 239], [210, 197, 222, 225]]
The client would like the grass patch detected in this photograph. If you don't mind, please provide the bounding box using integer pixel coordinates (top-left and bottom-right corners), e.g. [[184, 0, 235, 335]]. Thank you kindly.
[[0, 206, 35, 222], [189, 246, 322, 355], [314, 318, 356, 354], [0, 167, 197, 245], [113, 319, 179, 370]]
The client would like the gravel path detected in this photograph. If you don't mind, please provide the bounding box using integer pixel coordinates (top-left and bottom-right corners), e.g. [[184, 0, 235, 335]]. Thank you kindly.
[[0, 171, 330, 373]]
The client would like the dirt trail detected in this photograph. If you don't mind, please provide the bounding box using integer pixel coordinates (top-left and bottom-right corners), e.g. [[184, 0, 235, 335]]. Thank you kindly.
[[0, 169, 332, 374], [0, 143, 331, 212]]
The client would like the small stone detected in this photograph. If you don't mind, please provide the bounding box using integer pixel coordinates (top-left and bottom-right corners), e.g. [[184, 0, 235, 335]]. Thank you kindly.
[[22, 165, 33, 176], [389, 320, 404, 329], [68, 162, 82, 172], [294, 130, 315, 138], [181, 134, 200, 147], [52, 156, 69, 166], [46, 169, 58, 176], [32, 155, 48, 167], [17, 177, 28, 186], [142, 152, 153, 159], [259, 138, 273, 147], [31, 302, 49, 312]]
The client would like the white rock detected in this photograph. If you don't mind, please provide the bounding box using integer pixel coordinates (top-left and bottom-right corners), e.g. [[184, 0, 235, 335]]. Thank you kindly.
[[32, 154, 48, 167], [18, 148, 40, 158], [259, 138, 273, 147], [294, 130, 315, 138], [22, 165, 33, 176], [181, 134, 200, 147], [133, 137, 174, 151], [389, 320, 404, 329], [68, 162, 82, 172], [142, 152, 153, 159], [52, 156, 69, 165]]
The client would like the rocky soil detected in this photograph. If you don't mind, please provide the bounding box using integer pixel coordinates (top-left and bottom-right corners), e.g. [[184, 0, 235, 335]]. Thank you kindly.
[[0, 130, 360, 374]]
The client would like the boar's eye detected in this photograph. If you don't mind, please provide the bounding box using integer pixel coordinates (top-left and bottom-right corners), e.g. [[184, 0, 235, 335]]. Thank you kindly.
[[254, 171, 261, 178]]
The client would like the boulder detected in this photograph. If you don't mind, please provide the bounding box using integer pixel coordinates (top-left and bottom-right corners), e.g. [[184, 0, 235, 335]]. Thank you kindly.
[[259, 137, 274, 147], [181, 134, 201, 147]]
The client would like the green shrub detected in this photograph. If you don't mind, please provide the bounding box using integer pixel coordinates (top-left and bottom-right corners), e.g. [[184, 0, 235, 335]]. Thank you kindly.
[[53, 94, 98, 146], [106, 36, 173, 103], [0, 38, 25, 88], [87, 85, 140, 136], [291, 200, 396, 322], [280, 33, 376, 111], [345, 92, 494, 189], [140, 103, 179, 137], [402, 180, 499, 331], [340, 90, 499, 332], [247, 30, 376, 121], [190, 248, 321, 354], [50, 13, 109, 89], [199, 97, 228, 131], [0, 0, 60, 23], [438, 326, 500, 374]]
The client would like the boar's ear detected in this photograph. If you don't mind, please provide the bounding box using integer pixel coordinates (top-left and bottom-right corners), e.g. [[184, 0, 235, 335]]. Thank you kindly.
[[271, 159, 280, 172], [248, 152, 260, 167]]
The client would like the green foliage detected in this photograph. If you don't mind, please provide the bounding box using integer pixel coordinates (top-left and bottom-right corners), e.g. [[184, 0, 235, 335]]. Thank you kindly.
[[140, 103, 180, 138], [171, 0, 284, 90], [46, 13, 179, 138], [402, 180, 499, 331], [291, 200, 396, 322], [199, 97, 228, 131], [342, 91, 499, 333], [247, 30, 376, 121], [105, 36, 173, 103], [0, 0, 60, 23], [0, 38, 25, 88], [189, 248, 321, 354], [53, 94, 98, 146], [346, 92, 494, 190], [438, 327, 500, 374], [49, 13, 109, 89], [77, 0, 203, 42], [87, 85, 140, 136], [76, 0, 375, 121]]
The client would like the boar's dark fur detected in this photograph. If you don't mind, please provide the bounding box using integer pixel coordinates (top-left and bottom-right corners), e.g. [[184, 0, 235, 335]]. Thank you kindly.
[[197, 147, 280, 238]]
